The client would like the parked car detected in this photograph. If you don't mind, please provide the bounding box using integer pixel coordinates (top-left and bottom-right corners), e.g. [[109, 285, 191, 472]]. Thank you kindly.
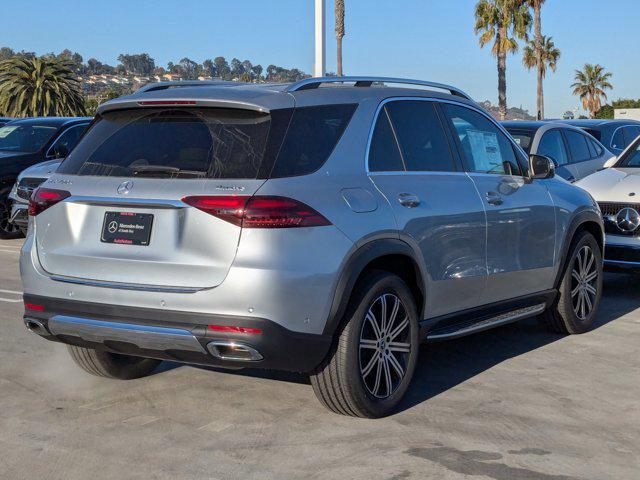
[[503, 121, 614, 182], [8, 159, 61, 234], [21, 77, 604, 418], [576, 134, 640, 270], [556, 119, 640, 156], [0, 117, 91, 238], [0, 117, 12, 127]]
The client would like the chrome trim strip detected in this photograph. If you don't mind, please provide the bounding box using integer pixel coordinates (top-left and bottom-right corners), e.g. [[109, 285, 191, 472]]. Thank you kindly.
[[286, 76, 473, 100], [604, 259, 640, 265], [48, 315, 207, 353], [426, 303, 546, 341], [68, 196, 186, 209], [49, 275, 203, 294]]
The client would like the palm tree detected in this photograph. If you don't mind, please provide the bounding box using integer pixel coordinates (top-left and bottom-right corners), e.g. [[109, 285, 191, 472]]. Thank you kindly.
[[525, 0, 548, 119], [571, 64, 613, 118], [475, 0, 531, 120], [523, 35, 560, 119], [335, 0, 345, 76], [0, 56, 86, 117]]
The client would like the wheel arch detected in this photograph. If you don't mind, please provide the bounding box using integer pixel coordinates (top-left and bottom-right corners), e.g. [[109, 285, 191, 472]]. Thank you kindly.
[[323, 238, 426, 337], [554, 209, 604, 288]]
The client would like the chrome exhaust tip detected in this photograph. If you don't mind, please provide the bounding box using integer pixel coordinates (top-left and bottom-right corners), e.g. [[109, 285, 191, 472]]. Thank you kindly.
[[206, 340, 263, 362], [24, 318, 48, 336]]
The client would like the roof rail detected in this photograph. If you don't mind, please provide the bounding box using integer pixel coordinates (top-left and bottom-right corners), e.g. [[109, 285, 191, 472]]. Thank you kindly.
[[285, 76, 472, 100], [136, 80, 238, 93]]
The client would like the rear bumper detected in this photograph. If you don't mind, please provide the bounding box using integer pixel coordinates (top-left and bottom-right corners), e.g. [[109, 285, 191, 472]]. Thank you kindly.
[[23, 295, 332, 373]]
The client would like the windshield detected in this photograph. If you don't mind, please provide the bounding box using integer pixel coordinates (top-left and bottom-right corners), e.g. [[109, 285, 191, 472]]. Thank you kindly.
[[0, 124, 59, 153], [616, 136, 640, 167], [506, 130, 533, 153]]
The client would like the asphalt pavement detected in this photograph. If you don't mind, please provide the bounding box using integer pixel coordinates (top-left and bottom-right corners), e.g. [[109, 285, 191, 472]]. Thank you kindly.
[[0, 238, 638, 480]]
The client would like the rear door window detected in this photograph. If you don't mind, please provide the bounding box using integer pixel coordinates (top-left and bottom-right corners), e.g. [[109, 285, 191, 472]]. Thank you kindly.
[[564, 130, 591, 162], [384, 101, 455, 172], [538, 130, 569, 165]]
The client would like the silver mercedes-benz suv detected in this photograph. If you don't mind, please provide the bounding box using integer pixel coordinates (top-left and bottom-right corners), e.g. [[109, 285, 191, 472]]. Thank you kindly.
[[21, 77, 604, 418]]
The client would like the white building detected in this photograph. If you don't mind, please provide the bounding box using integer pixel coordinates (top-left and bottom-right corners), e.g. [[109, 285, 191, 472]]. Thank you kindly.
[[615, 108, 640, 121]]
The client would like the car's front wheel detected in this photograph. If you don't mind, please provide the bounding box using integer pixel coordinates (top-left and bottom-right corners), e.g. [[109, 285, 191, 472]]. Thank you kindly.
[[310, 271, 419, 418], [67, 345, 161, 380], [542, 230, 603, 334]]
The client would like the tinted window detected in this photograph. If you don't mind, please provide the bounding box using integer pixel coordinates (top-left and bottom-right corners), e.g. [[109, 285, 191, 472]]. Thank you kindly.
[[612, 128, 625, 150], [0, 124, 58, 153], [584, 128, 601, 141], [565, 130, 591, 162], [59, 108, 271, 178], [385, 101, 455, 172], [538, 130, 569, 165], [368, 108, 404, 172], [618, 138, 640, 167], [589, 138, 604, 157], [443, 104, 521, 175], [270, 104, 356, 177], [506, 130, 533, 153], [48, 124, 88, 158], [623, 126, 640, 147]]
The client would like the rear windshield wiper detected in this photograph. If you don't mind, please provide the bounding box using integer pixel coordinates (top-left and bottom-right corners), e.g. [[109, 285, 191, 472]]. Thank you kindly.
[[131, 165, 206, 178]]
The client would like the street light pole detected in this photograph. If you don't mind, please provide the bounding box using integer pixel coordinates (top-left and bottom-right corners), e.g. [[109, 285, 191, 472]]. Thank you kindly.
[[314, 0, 326, 77]]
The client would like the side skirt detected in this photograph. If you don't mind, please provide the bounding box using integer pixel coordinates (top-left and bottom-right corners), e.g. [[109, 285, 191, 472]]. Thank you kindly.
[[420, 289, 557, 342]]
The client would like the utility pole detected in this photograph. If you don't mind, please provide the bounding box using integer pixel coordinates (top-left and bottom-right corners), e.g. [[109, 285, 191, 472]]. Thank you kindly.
[[314, 0, 326, 77]]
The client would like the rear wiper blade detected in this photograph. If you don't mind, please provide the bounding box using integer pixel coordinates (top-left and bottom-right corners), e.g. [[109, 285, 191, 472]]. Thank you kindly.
[[131, 165, 206, 178]]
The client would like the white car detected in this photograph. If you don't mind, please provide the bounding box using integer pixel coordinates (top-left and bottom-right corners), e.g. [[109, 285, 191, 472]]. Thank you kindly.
[[576, 134, 640, 270]]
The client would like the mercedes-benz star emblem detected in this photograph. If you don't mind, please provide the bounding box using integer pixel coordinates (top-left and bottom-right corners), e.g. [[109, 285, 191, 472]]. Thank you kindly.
[[108, 221, 119, 234], [616, 207, 640, 233], [117, 181, 133, 195]]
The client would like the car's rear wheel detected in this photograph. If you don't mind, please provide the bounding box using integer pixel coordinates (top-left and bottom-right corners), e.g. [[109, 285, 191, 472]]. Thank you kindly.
[[310, 271, 419, 418], [542, 230, 602, 334], [67, 345, 161, 380], [0, 192, 23, 239]]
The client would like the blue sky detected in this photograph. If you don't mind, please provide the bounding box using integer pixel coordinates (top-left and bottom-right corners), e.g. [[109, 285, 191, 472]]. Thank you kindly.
[[1, 0, 637, 118]]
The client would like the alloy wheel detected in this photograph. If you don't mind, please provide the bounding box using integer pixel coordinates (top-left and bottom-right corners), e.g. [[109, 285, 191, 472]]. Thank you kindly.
[[0, 196, 20, 236], [359, 293, 411, 399], [571, 245, 599, 321]]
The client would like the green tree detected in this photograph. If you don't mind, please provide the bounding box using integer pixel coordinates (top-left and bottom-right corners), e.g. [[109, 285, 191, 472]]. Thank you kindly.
[[571, 64, 613, 118], [335, 0, 345, 76], [475, 0, 531, 120], [523, 35, 559, 119], [0, 56, 86, 117]]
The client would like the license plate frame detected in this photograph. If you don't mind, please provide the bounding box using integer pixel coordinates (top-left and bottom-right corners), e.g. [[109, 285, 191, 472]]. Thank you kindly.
[[101, 212, 154, 246]]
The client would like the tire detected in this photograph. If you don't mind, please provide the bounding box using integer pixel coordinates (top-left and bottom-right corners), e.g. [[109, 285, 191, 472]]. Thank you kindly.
[[542, 230, 603, 334], [67, 345, 161, 380], [310, 270, 420, 418], [0, 192, 23, 239]]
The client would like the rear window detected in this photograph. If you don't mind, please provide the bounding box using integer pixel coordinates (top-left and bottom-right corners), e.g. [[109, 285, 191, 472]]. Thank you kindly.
[[506, 130, 533, 153], [59, 104, 355, 179]]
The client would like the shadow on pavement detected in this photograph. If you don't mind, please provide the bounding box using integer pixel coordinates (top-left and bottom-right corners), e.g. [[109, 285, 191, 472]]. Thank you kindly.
[[152, 271, 640, 413]]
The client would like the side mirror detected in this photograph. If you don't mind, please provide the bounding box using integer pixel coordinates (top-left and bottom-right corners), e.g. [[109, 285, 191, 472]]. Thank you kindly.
[[603, 156, 618, 169], [529, 154, 555, 180]]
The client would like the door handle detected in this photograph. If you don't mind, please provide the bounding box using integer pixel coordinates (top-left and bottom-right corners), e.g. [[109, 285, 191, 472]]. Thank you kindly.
[[397, 193, 420, 208], [485, 191, 503, 206]]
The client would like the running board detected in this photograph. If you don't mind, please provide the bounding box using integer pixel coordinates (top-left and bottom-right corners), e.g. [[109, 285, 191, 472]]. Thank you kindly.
[[425, 303, 546, 341]]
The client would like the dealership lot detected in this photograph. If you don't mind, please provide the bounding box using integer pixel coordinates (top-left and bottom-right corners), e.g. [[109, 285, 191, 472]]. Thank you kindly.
[[0, 238, 638, 480]]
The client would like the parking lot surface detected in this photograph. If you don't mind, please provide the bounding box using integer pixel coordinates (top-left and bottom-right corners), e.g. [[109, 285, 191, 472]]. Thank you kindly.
[[0, 237, 638, 480]]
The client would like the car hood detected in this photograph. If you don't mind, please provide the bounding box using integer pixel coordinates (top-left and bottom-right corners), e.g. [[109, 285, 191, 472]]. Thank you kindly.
[[576, 167, 640, 202], [0, 150, 31, 160], [17, 159, 61, 180]]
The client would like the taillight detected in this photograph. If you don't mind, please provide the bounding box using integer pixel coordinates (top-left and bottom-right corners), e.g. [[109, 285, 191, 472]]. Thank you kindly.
[[24, 302, 45, 312], [28, 188, 71, 216], [182, 195, 331, 228]]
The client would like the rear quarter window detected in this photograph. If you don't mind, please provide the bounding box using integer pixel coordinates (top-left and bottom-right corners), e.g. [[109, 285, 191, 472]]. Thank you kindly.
[[269, 104, 356, 178]]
